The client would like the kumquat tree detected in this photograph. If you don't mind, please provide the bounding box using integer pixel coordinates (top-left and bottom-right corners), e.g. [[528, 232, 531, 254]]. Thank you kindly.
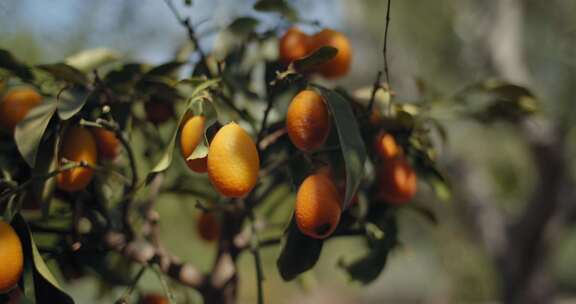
[[1, 0, 575, 303]]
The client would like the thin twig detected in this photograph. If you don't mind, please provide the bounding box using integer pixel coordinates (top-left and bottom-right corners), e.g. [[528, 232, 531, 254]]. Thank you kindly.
[[383, 0, 392, 86], [116, 265, 147, 304]]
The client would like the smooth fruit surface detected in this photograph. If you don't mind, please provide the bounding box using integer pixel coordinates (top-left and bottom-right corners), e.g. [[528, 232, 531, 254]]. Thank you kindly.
[[374, 132, 401, 160], [180, 115, 207, 173], [279, 27, 311, 64], [139, 293, 169, 304], [197, 212, 219, 242], [376, 157, 417, 204], [286, 90, 331, 152], [310, 29, 352, 78], [92, 128, 120, 159], [57, 126, 98, 192], [0, 221, 24, 293], [295, 173, 342, 239], [0, 87, 42, 132], [208, 123, 259, 197]]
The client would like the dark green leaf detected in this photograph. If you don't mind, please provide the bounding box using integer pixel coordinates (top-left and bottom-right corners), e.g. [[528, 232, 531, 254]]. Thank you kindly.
[[277, 217, 324, 281], [317, 87, 367, 209], [339, 217, 398, 284], [14, 100, 58, 167], [184, 0, 193, 6], [228, 17, 260, 36], [145, 61, 185, 77], [11, 214, 75, 303], [0, 49, 34, 81], [293, 46, 337, 71], [253, 0, 297, 21], [56, 88, 90, 120], [36, 63, 88, 87]]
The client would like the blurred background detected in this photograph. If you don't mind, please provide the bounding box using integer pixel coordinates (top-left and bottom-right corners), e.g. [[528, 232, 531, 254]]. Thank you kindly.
[[1, 0, 576, 303]]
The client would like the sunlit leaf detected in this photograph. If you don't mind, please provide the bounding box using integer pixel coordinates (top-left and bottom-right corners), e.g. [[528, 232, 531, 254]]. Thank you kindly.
[[56, 88, 90, 120], [277, 217, 324, 281], [64, 48, 120, 72], [36, 63, 88, 87], [317, 87, 367, 209], [0, 49, 34, 81], [14, 100, 58, 168]]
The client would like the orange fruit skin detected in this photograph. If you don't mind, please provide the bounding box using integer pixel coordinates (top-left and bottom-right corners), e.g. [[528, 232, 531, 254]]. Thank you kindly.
[[0, 221, 24, 293], [310, 29, 352, 79], [92, 128, 120, 160], [279, 27, 312, 64], [208, 123, 260, 198], [197, 212, 220, 242], [286, 90, 331, 152], [179, 115, 207, 173], [0, 87, 42, 133], [295, 173, 342, 239], [374, 132, 401, 160], [145, 102, 174, 124], [139, 293, 169, 304], [57, 126, 98, 192], [376, 157, 417, 205]]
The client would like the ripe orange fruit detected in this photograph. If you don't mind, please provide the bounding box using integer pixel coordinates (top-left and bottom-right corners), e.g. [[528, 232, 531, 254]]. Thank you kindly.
[[0, 221, 24, 293], [0, 87, 42, 132], [139, 293, 169, 304], [179, 115, 207, 173], [376, 157, 417, 204], [374, 132, 401, 160], [197, 212, 219, 242], [279, 27, 312, 64], [56, 126, 98, 192], [295, 173, 342, 239], [286, 90, 331, 152], [92, 128, 120, 160], [208, 123, 260, 197], [310, 29, 352, 78], [145, 101, 174, 124]]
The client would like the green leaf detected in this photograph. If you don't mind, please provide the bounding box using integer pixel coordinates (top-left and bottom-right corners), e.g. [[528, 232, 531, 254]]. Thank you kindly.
[[11, 214, 75, 303], [316, 87, 367, 209], [277, 217, 324, 281], [228, 17, 260, 36], [64, 48, 120, 72], [14, 100, 58, 168], [253, 0, 297, 21], [0, 49, 34, 81], [36, 63, 88, 87], [56, 88, 90, 120], [292, 46, 337, 71], [146, 79, 220, 183], [339, 216, 398, 284], [31, 132, 59, 218]]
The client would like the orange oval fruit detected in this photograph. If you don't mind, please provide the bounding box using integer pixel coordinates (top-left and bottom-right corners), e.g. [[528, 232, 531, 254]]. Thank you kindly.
[[92, 128, 120, 160], [145, 101, 174, 124], [179, 115, 207, 173], [279, 27, 311, 64], [286, 90, 331, 152], [57, 126, 98, 192], [295, 173, 342, 239], [0, 221, 24, 293], [208, 123, 260, 197], [0, 87, 42, 132], [374, 132, 401, 160], [139, 293, 169, 304], [310, 29, 352, 79], [197, 212, 219, 242], [376, 157, 417, 204]]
